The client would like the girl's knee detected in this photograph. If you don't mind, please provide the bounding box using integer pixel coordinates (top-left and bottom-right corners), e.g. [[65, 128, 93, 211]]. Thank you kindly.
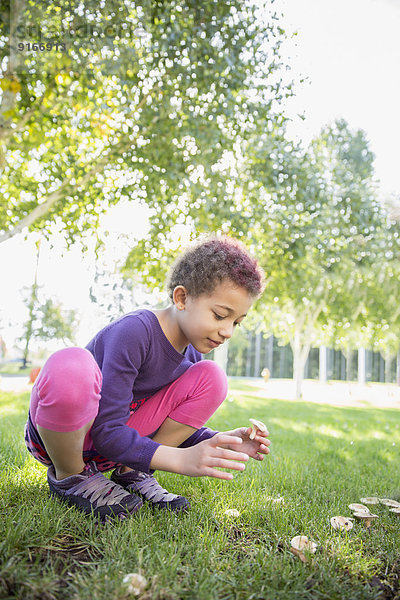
[[192, 360, 228, 400], [36, 348, 102, 411]]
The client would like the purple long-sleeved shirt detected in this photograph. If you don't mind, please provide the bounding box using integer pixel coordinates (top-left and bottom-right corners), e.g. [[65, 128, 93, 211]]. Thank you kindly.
[[86, 309, 217, 472]]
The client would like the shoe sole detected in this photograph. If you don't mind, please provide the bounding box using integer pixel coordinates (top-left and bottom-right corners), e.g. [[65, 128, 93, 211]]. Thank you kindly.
[[48, 486, 143, 519]]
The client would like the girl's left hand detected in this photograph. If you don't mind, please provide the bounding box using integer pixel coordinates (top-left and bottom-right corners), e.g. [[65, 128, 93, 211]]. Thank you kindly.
[[219, 427, 271, 461]]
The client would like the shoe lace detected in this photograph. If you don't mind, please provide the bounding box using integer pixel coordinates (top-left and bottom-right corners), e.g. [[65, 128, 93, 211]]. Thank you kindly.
[[66, 471, 130, 508], [130, 472, 180, 503]]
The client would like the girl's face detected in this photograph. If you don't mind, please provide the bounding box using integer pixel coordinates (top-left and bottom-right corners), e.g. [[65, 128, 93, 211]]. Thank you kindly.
[[174, 279, 254, 354]]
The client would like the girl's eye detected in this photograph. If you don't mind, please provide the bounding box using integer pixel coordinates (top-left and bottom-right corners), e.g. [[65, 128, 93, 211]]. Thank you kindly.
[[213, 313, 224, 320]]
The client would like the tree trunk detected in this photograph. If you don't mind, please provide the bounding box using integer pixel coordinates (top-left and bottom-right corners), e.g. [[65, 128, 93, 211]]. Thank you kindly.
[[288, 306, 324, 400], [319, 346, 327, 383], [21, 240, 41, 368], [358, 348, 366, 384], [397, 351, 400, 386], [384, 354, 393, 384], [213, 340, 229, 374], [291, 327, 311, 400], [344, 347, 352, 381], [22, 288, 36, 368], [265, 335, 273, 375], [254, 331, 261, 377], [292, 345, 310, 400], [245, 331, 252, 377]]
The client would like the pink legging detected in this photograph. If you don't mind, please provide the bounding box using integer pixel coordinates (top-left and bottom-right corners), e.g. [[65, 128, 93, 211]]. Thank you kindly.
[[29, 347, 227, 463]]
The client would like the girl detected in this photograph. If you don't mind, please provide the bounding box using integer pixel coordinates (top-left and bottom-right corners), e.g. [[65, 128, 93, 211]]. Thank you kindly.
[[25, 236, 270, 519]]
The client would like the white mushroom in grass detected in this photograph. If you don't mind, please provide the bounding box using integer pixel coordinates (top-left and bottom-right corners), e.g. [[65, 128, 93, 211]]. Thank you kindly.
[[122, 573, 147, 596], [379, 498, 400, 508], [389, 508, 400, 516], [265, 495, 285, 504], [360, 497, 380, 505], [353, 512, 379, 528], [224, 509, 240, 517], [330, 516, 354, 531], [249, 418, 268, 440], [348, 503, 370, 513], [290, 536, 317, 563]]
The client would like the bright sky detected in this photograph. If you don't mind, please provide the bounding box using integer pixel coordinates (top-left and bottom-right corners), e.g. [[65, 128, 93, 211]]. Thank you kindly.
[[1, 0, 399, 354], [279, 0, 400, 193]]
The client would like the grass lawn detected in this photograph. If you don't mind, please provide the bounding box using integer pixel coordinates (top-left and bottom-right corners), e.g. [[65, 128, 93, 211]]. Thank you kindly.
[[0, 364, 32, 376], [1, 379, 399, 600]]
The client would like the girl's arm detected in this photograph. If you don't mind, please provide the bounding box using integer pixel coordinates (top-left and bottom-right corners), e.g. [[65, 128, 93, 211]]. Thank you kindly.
[[150, 433, 249, 480]]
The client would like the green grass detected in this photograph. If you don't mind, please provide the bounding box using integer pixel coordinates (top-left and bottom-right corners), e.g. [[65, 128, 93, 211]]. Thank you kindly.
[[1, 380, 400, 599], [0, 364, 33, 376]]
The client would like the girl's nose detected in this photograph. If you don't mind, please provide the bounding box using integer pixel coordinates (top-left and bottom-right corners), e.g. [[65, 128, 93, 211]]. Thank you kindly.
[[219, 323, 234, 339]]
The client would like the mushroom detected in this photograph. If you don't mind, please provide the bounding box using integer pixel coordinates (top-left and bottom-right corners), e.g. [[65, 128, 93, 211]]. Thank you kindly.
[[330, 516, 354, 531], [122, 573, 147, 596], [353, 512, 379, 528], [348, 503, 370, 513], [290, 536, 317, 563], [389, 508, 400, 516], [379, 498, 400, 508], [360, 497, 380, 505], [265, 495, 285, 504], [224, 509, 240, 517], [249, 418, 268, 440]]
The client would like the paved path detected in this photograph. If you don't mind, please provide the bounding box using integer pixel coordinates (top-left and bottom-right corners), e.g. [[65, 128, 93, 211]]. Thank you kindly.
[[233, 378, 400, 409], [0, 376, 30, 392]]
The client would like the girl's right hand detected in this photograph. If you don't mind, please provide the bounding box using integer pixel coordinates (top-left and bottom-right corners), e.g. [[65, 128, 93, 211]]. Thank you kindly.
[[150, 433, 249, 480]]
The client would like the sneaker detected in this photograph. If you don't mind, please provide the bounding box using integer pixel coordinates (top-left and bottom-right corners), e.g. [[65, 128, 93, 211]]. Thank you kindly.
[[47, 461, 143, 519], [111, 466, 190, 512]]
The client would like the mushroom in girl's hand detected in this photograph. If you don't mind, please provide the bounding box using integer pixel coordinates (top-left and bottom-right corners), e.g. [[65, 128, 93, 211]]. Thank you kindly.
[[249, 418, 268, 440], [330, 516, 354, 531], [290, 536, 317, 563], [360, 497, 379, 505], [353, 512, 378, 528], [348, 503, 370, 513], [379, 498, 400, 508], [122, 573, 147, 596]]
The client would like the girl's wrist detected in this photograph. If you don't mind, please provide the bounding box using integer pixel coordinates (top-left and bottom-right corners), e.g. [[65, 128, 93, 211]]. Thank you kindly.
[[149, 444, 183, 474]]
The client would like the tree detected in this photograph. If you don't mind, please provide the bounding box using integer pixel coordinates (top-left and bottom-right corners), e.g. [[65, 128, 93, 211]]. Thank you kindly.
[[19, 238, 78, 365], [0, 0, 291, 245], [226, 324, 252, 377], [34, 298, 79, 342], [363, 222, 400, 383], [323, 203, 400, 384], [20, 294, 79, 366], [19, 238, 41, 367], [255, 120, 386, 397]]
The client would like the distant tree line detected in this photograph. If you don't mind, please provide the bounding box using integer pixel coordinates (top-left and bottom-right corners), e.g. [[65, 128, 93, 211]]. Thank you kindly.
[[224, 329, 399, 384]]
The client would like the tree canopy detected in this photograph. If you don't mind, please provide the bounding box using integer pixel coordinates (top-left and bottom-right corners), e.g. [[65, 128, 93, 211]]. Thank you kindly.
[[0, 0, 291, 244]]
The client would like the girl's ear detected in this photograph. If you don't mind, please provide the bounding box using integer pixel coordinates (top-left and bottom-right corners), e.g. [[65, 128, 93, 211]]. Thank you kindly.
[[173, 286, 188, 310]]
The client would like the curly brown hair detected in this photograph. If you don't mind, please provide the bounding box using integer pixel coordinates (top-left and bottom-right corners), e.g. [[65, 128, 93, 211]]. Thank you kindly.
[[167, 236, 265, 300]]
